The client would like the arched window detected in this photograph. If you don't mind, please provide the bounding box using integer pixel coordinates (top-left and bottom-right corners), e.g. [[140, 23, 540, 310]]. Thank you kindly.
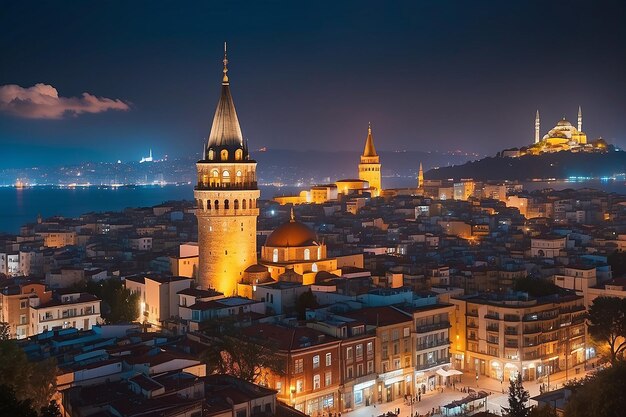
[[202, 174, 208, 186], [312, 263, 318, 272], [208, 149, 215, 160], [272, 249, 278, 263], [211, 169, 219, 177], [234, 199, 239, 210], [235, 149, 243, 161], [317, 246, 322, 260], [222, 170, 230, 178], [249, 199, 253, 209], [207, 200, 211, 210], [214, 200, 219, 210], [304, 248, 310, 260], [236, 170, 242, 178], [224, 199, 229, 210], [220, 149, 228, 161], [242, 199, 247, 209]]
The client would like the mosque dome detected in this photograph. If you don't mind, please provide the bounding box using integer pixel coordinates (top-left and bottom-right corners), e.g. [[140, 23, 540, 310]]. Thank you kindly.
[[557, 118, 572, 127], [266, 220, 318, 247]]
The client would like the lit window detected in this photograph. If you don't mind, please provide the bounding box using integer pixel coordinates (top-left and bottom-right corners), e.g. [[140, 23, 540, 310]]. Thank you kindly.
[[304, 248, 310, 260], [313, 374, 320, 390], [325, 352, 332, 366], [272, 249, 278, 263], [313, 355, 320, 369]]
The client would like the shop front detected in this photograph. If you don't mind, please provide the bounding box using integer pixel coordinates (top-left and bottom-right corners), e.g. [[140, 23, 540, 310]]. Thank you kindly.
[[378, 370, 409, 403], [353, 379, 375, 408]]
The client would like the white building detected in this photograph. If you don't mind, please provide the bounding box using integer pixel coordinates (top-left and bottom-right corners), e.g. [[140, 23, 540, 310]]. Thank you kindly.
[[30, 291, 101, 335]]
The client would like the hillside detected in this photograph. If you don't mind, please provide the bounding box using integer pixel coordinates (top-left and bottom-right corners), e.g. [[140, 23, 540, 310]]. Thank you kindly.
[[426, 150, 626, 181]]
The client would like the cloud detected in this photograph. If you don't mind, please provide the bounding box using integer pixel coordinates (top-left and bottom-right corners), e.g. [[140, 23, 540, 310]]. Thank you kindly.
[[0, 83, 130, 119]]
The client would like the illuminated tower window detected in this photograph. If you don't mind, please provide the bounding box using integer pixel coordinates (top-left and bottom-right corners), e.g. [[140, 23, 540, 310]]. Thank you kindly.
[[304, 248, 310, 260], [273, 249, 278, 263], [312, 263, 318, 272], [235, 149, 243, 160], [221, 149, 229, 160]]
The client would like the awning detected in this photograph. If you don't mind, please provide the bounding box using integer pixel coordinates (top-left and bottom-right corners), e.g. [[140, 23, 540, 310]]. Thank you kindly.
[[436, 369, 463, 377]]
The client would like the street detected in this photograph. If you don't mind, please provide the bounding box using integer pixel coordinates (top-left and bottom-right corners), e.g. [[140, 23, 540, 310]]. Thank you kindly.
[[342, 365, 592, 417]]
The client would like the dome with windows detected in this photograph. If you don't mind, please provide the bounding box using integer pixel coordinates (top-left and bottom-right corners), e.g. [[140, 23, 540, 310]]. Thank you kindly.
[[265, 220, 318, 248]]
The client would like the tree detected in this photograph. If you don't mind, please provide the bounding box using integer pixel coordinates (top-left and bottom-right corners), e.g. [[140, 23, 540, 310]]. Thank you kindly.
[[528, 405, 556, 417], [0, 384, 38, 417], [199, 321, 285, 384], [565, 361, 626, 417], [502, 374, 530, 417], [0, 321, 10, 340], [0, 340, 57, 410], [71, 278, 140, 323], [40, 400, 62, 417], [587, 296, 626, 364]]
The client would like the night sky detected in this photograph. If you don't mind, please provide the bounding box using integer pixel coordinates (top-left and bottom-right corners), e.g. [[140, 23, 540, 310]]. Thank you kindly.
[[1, 0, 625, 168]]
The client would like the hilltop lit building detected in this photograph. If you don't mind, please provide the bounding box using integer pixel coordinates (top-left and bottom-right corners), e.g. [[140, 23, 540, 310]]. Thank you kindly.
[[194, 46, 260, 295]]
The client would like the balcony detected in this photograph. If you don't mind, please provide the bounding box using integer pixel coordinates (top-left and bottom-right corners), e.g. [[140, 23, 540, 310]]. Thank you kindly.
[[504, 315, 520, 322], [195, 181, 258, 191], [486, 339, 499, 345], [523, 327, 541, 335], [416, 339, 450, 351], [485, 313, 500, 320], [415, 321, 450, 333], [467, 322, 478, 329], [505, 328, 518, 335], [505, 342, 519, 348], [467, 311, 479, 317], [415, 358, 450, 371], [486, 325, 499, 333]]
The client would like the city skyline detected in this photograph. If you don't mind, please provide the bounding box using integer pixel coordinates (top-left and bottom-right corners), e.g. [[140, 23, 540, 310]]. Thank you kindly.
[[2, 1, 626, 168]]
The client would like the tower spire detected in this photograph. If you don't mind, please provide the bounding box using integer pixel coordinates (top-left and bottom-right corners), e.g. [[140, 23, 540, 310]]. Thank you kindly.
[[418, 162, 424, 189], [222, 41, 229, 84], [535, 110, 540, 144], [578, 105, 582, 131]]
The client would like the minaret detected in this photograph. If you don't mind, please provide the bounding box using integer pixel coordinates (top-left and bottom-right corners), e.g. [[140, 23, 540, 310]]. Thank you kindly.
[[535, 110, 540, 144], [194, 44, 260, 296], [417, 162, 424, 189], [578, 106, 582, 131], [358, 122, 382, 197]]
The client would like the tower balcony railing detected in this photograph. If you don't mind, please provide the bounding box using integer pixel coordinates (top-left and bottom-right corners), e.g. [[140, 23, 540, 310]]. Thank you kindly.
[[196, 207, 260, 216], [195, 181, 258, 191]]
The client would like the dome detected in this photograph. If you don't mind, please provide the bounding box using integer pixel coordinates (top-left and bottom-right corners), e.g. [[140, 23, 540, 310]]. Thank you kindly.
[[266, 220, 318, 247], [556, 118, 572, 127]]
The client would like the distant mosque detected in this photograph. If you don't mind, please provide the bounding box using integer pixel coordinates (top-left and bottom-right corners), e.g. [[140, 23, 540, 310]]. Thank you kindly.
[[521, 107, 608, 155], [139, 149, 154, 163]]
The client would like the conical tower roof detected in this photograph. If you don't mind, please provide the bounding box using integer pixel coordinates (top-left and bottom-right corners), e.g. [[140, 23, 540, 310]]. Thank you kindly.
[[362, 122, 377, 157], [207, 43, 244, 150]]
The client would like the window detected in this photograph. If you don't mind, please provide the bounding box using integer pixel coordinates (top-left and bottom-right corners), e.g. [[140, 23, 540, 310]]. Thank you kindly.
[[367, 341, 373, 354], [304, 248, 310, 260], [325, 352, 332, 366], [313, 355, 320, 369], [20, 300, 27, 309], [324, 371, 332, 386], [346, 366, 353, 379], [357, 363, 363, 377], [296, 379, 304, 393], [393, 359, 401, 370], [19, 314, 27, 325], [272, 249, 278, 263], [294, 358, 303, 373], [392, 329, 400, 340], [312, 263, 318, 272], [346, 346, 353, 360], [313, 374, 320, 390], [355, 344, 363, 359], [235, 149, 243, 160], [220, 149, 228, 160], [404, 327, 410, 337], [367, 360, 374, 374]]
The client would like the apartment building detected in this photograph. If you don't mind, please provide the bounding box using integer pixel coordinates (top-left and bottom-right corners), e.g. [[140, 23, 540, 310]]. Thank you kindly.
[[241, 323, 342, 415], [30, 291, 101, 335], [452, 292, 586, 382], [125, 274, 193, 327], [342, 306, 414, 403], [400, 302, 454, 392], [0, 280, 52, 339], [307, 315, 377, 411]]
